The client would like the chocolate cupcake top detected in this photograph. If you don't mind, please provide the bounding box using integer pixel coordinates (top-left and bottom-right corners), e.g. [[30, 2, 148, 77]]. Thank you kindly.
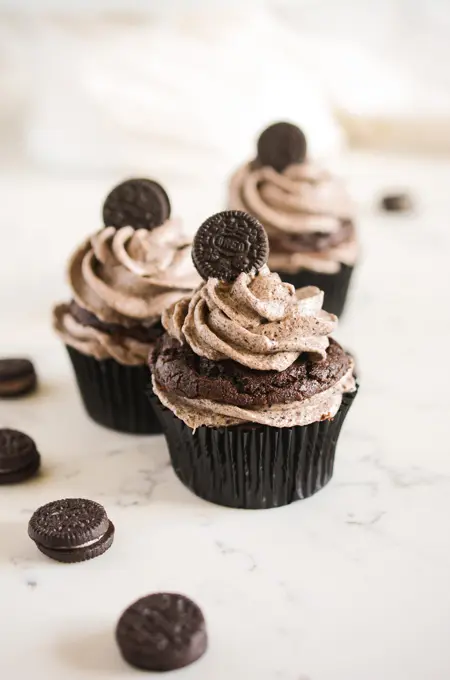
[[229, 123, 357, 274], [53, 180, 201, 365], [152, 211, 355, 429]]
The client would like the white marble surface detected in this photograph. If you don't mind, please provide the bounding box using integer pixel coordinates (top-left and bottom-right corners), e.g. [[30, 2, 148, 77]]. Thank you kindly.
[[1, 152, 450, 680]]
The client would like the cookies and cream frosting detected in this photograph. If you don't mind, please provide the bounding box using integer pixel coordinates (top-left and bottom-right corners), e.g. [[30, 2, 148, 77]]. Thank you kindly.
[[163, 266, 334, 370], [54, 220, 201, 365], [229, 161, 358, 274], [153, 369, 354, 429], [153, 265, 355, 428]]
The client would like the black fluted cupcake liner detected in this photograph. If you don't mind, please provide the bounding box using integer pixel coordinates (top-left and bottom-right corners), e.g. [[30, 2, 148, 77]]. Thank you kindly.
[[66, 346, 161, 435], [274, 264, 354, 317], [151, 387, 358, 509]]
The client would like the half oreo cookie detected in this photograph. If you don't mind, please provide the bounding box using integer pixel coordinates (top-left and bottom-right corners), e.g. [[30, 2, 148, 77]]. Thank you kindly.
[[257, 121, 307, 172], [192, 210, 269, 282], [103, 178, 171, 231], [116, 593, 207, 671], [0, 429, 41, 484], [28, 498, 114, 563]]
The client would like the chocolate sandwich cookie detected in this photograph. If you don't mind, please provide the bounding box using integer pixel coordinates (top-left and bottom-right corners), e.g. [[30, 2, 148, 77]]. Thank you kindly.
[[380, 192, 413, 213], [0, 358, 37, 397], [116, 593, 207, 672], [103, 178, 171, 231], [192, 210, 269, 282], [0, 429, 40, 484], [28, 498, 114, 563], [257, 121, 307, 172]]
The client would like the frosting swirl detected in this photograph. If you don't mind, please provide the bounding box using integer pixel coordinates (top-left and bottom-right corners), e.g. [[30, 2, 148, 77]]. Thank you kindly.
[[229, 161, 358, 274], [152, 368, 354, 429], [54, 303, 151, 365], [53, 219, 201, 365], [162, 266, 336, 372], [154, 264, 355, 428], [69, 221, 200, 325]]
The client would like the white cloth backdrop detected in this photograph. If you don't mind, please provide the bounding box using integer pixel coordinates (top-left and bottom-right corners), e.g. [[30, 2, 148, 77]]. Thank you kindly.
[[1, 1, 450, 178]]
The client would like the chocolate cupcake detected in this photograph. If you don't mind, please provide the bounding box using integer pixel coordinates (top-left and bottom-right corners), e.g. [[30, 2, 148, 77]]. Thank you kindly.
[[53, 179, 201, 434], [149, 210, 357, 508], [228, 122, 358, 316]]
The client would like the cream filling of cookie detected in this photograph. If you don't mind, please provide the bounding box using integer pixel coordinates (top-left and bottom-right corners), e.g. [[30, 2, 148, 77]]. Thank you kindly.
[[0, 375, 36, 395], [43, 532, 107, 551]]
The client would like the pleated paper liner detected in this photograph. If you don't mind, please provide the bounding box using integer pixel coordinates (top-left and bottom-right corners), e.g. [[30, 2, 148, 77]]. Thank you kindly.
[[274, 264, 354, 317], [151, 387, 358, 509], [66, 346, 161, 435]]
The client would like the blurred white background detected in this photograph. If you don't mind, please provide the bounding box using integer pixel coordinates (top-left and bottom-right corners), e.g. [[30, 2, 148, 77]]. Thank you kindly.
[[1, 0, 450, 183]]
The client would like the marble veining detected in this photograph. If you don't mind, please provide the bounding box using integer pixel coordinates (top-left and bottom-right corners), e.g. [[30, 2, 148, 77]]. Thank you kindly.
[[1, 152, 450, 679]]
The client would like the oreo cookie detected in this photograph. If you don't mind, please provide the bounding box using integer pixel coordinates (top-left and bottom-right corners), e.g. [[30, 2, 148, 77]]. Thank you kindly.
[[103, 178, 171, 231], [380, 192, 413, 213], [192, 210, 269, 282], [257, 121, 307, 172], [28, 498, 114, 563], [116, 593, 207, 672], [0, 358, 37, 397], [0, 429, 40, 484]]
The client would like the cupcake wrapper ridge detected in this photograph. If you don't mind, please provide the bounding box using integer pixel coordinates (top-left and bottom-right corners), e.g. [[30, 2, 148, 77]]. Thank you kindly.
[[66, 345, 161, 435], [151, 387, 358, 509]]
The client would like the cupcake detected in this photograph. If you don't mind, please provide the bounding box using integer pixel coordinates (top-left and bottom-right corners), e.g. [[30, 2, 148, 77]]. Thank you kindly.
[[53, 178, 201, 434], [149, 210, 358, 509], [228, 122, 358, 317]]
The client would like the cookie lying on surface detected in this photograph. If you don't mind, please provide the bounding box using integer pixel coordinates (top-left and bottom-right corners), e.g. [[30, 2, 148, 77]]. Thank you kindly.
[[0, 429, 41, 484], [28, 498, 114, 563], [116, 593, 207, 672], [0, 358, 37, 398], [380, 192, 414, 213]]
